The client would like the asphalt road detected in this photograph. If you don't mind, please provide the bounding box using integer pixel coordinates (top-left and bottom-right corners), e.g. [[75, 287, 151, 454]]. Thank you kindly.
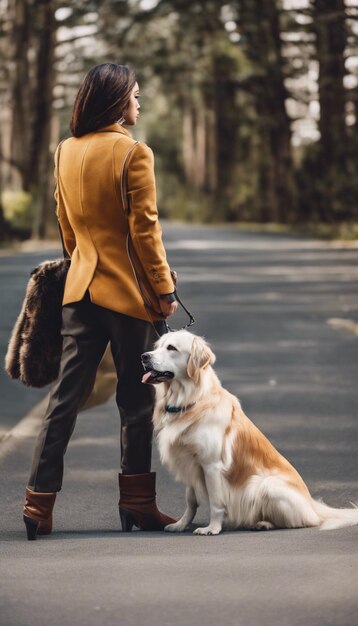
[[0, 223, 357, 626]]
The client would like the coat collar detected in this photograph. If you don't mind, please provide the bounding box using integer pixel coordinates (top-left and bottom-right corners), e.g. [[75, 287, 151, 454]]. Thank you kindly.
[[96, 122, 132, 137]]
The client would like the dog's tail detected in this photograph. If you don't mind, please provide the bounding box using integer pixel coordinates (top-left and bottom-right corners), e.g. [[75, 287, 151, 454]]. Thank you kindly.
[[311, 499, 358, 530]]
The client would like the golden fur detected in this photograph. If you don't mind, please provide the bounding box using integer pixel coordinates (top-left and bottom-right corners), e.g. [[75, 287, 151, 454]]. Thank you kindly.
[[147, 331, 358, 534]]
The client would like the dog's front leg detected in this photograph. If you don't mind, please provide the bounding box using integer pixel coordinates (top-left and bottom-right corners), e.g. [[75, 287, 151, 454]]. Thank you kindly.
[[164, 486, 198, 533], [194, 465, 225, 536]]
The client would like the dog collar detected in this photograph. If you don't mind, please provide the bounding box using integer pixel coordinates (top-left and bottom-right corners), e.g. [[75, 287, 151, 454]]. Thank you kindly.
[[165, 402, 196, 414]]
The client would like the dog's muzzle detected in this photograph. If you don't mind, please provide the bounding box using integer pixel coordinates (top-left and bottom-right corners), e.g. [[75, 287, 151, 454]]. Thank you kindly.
[[141, 352, 174, 385]]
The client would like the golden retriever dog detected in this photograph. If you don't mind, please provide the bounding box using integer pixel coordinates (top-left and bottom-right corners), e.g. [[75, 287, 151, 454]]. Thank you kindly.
[[141, 330, 358, 535]]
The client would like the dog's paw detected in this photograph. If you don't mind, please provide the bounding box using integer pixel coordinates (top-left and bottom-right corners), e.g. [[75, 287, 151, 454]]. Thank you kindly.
[[164, 522, 187, 533], [193, 526, 221, 536], [253, 521, 275, 531]]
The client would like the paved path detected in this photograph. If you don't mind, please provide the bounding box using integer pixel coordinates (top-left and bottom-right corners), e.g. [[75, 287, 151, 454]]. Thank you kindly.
[[0, 223, 357, 626]]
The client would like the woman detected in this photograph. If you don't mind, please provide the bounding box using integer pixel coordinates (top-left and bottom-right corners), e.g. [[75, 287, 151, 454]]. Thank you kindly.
[[23, 63, 178, 540]]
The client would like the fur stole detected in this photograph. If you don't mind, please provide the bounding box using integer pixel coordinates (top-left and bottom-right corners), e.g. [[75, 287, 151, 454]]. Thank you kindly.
[[5, 258, 70, 387]]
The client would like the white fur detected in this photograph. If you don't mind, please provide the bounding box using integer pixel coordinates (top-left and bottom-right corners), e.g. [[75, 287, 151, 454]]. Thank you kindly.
[[148, 330, 358, 535]]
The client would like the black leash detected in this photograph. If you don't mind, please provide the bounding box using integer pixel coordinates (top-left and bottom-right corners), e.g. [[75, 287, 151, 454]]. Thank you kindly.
[[165, 292, 196, 333]]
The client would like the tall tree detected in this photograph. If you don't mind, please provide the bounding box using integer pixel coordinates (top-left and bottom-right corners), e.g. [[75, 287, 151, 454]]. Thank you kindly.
[[7, 0, 57, 237], [9, 0, 31, 190], [235, 0, 297, 223], [312, 0, 352, 220], [314, 0, 347, 158], [30, 0, 57, 238], [5, 0, 98, 237]]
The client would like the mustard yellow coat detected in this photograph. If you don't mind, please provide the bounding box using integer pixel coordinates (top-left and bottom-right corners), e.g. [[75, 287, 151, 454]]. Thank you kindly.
[[55, 123, 174, 322]]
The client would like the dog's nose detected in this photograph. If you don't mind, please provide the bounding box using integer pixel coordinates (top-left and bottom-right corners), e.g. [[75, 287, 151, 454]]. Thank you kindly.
[[141, 352, 151, 364]]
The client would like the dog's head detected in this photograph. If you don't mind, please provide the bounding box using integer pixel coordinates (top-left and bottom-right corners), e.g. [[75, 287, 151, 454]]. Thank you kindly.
[[141, 330, 216, 385]]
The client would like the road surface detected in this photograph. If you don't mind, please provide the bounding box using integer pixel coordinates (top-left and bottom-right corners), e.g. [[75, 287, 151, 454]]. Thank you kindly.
[[0, 223, 357, 626]]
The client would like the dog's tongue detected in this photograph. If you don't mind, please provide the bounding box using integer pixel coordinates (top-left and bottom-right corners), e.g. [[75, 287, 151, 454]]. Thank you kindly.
[[142, 370, 174, 384], [142, 371, 154, 384]]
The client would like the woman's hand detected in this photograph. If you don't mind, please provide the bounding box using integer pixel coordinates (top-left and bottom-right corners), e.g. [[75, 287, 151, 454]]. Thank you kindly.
[[160, 294, 178, 317]]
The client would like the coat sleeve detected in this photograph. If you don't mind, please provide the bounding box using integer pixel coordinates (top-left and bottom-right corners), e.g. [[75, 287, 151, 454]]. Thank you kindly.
[[54, 143, 76, 257], [126, 142, 174, 296]]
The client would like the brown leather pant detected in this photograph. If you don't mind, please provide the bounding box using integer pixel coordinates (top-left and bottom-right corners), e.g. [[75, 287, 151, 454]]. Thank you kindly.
[[28, 291, 166, 492]]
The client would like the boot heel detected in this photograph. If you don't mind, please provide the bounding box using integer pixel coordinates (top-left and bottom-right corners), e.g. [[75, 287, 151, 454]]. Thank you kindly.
[[119, 508, 136, 532], [23, 515, 39, 541]]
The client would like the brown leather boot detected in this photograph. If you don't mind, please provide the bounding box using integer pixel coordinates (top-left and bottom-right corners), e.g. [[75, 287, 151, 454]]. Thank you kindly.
[[23, 487, 57, 540], [118, 472, 176, 531]]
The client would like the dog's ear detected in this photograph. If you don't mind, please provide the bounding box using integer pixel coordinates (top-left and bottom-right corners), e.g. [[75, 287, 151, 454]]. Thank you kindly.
[[187, 337, 216, 382]]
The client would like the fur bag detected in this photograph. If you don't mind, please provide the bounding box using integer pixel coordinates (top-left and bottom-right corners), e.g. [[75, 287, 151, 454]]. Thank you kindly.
[[5, 258, 70, 387]]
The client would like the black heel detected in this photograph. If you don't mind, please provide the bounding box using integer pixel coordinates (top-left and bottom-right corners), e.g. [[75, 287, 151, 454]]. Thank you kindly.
[[23, 515, 39, 541], [119, 508, 137, 532]]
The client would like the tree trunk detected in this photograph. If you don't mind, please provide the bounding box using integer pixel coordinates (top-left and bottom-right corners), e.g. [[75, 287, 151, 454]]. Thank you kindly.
[[312, 0, 349, 220], [236, 0, 297, 222], [0, 158, 10, 240], [313, 0, 347, 159], [182, 106, 195, 186], [31, 0, 57, 239], [211, 53, 238, 217], [205, 107, 218, 194], [195, 107, 206, 189], [10, 0, 31, 189], [0, 115, 10, 239]]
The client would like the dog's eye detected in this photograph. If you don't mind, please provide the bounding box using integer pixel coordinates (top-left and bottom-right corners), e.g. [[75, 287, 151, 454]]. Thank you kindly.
[[167, 345, 178, 351]]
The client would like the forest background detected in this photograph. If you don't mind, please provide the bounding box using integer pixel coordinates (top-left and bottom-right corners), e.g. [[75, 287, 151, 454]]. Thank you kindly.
[[0, 0, 357, 241]]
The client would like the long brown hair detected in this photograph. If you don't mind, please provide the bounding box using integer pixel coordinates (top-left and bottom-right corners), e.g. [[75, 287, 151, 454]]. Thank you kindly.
[[70, 63, 136, 137]]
